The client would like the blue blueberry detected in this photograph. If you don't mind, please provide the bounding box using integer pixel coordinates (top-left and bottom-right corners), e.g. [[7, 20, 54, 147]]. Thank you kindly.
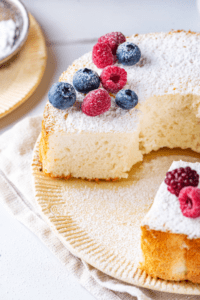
[[48, 82, 76, 109], [115, 89, 138, 110], [73, 68, 100, 93], [116, 42, 141, 66]]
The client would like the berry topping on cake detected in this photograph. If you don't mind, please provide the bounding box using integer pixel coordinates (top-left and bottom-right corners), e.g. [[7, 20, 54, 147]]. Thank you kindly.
[[117, 42, 141, 66], [73, 68, 100, 93], [92, 42, 114, 68], [179, 187, 200, 218], [100, 66, 127, 94], [82, 89, 111, 116], [115, 89, 138, 110], [165, 167, 199, 197], [98, 32, 126, 56], [48, 82, 76, 110]]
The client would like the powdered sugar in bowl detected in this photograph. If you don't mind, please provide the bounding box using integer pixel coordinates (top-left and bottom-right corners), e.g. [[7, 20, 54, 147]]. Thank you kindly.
[[0, 0, 29, 65]]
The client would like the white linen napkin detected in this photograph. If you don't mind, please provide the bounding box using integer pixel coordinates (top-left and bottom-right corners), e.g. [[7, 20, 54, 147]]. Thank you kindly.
[[0, 115, 198, 300]]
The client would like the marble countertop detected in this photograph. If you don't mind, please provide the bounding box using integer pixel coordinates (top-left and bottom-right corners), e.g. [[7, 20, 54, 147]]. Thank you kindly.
[[0, 0, 200, 299]]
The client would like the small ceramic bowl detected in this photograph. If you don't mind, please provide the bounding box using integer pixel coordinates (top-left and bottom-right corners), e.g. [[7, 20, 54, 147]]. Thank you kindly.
[[0, 0, 29, 65]]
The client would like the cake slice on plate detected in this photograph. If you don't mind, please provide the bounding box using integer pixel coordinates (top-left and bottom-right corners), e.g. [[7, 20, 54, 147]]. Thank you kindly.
[[140, 160, 200, 283]]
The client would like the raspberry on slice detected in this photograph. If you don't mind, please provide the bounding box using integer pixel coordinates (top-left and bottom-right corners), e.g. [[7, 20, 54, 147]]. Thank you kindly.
[[179, 187, 200, 218], [164, 166, 199, 197], [100, 66, 127, 94], [92, 42, 114, 69], [98, 32, 126, 56], [81, 89, 111, 117]]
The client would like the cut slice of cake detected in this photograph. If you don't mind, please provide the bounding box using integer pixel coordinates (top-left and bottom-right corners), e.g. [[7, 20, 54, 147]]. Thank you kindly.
[[40, 101, 142, 179], [40, 31, 200, 180], [140, 160, 200, 283]]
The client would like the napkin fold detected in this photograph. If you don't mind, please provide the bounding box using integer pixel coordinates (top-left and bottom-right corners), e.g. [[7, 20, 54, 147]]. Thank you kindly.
[[0, 115, 199, 300]]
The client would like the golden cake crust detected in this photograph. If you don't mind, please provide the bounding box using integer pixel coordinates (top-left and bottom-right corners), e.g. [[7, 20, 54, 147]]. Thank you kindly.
[[140, 226, 200, 283], [39, 103, 51, 168]]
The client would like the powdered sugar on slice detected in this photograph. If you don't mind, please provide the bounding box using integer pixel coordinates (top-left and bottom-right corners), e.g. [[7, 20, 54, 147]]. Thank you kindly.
[[143, 160, 200, 238]]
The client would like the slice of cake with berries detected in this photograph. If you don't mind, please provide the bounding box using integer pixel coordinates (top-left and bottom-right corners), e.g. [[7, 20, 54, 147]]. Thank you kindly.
[[40, 30, 200, 180], [140, 160, 200, 283]]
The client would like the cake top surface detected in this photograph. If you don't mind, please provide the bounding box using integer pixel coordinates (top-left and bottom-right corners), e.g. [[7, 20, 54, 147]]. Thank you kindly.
[[44, 100, 140, 134], [45, 30, 200, 133], [142, 160, 200, 239]]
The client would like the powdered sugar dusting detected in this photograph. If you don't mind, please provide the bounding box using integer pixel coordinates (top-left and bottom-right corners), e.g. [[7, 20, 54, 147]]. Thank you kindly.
[[45, 30, 200, 133], [143, 160, 200, 238], [58, 179, 153, 261], [48, 153, 200, 261], [0, 19, 16, 60], [46, 101, 140, 133]]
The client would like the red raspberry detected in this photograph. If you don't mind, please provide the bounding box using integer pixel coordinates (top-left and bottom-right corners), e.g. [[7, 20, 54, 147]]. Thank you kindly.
[[164, 167, 199, 197], [100, 66, 127, 94], [98, 32, 126, 56], [82, 89, 111, 117], [92, 42, 114, 69], [179, 187, 200, 218]]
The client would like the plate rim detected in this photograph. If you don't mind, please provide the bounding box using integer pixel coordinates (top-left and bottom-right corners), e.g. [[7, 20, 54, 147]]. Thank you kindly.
[[32, 135, 200, 295]]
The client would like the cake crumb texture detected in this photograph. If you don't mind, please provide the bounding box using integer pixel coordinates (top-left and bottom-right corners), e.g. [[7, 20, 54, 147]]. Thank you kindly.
[[140, 226, 200, 283]]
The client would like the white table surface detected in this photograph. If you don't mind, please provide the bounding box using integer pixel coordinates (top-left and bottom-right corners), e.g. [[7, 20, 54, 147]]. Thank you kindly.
[[1, 0, 200, 299]]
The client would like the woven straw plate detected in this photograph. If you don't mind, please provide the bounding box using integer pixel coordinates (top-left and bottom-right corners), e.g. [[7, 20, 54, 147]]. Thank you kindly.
[[0, 14, 46, 118], [32, 136, 200, 295]]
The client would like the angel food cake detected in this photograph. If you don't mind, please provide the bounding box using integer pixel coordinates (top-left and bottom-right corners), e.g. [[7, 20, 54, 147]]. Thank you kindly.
[[39, 30, 200, 180], [39, 31, 200, 285], [140, 160, 200, 283]]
